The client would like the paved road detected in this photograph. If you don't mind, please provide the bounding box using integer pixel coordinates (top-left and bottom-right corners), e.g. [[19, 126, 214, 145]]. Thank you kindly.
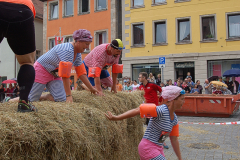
[[164, 110, 240, 160]]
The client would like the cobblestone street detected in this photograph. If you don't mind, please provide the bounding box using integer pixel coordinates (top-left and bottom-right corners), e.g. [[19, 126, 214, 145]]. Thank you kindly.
[[164, 110, 240, 160]]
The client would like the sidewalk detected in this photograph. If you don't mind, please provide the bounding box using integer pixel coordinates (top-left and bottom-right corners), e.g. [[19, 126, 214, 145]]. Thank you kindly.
[[164, 110, 240, 160]]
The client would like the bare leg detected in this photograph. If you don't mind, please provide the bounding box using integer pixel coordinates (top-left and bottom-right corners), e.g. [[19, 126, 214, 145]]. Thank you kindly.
[[39, 94, 55, 101], [9, 97, 20, 102]]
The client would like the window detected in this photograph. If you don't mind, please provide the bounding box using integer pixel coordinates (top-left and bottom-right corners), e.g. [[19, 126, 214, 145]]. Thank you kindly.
[[35, 50, 41, 61], [227, 14, 240, 39], [64, 36, 73, 43], [79, 0, 89, 14], [96, 32, 107, 46], [155, 22, 166, 44], [208, 59, 240, 78], [201, 16, 216, 40], [153, 0, 166, 3], [177, 19, 190, 42], [133, 0, 144, 6], [132, 64, 161, 84], [64, 0, 73, 16], [175, 0, 190, 2], [50, 2, 58, 19], [96, 0, 106, 11], [133, 24, 144, 45], [49, 39, 55, 50]]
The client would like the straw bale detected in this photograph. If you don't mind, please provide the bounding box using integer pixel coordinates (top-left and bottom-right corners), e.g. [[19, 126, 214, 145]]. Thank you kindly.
[[0, 90, 145, 160]]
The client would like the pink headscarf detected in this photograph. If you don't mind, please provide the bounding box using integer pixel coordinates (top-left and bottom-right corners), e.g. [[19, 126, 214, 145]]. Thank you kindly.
[[162, 86, 183, 101], [73, 29, 92, 42]]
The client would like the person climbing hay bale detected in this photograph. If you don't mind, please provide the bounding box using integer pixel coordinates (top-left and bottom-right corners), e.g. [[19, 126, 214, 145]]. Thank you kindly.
[[0, 90, 144, 160]]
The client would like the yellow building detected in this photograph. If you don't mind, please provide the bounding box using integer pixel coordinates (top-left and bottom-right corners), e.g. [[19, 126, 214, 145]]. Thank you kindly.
[[122, 0, 240, 84]]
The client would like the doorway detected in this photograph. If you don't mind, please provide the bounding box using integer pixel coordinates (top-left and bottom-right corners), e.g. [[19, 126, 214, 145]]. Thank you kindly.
[[175, 62, 195, 82]]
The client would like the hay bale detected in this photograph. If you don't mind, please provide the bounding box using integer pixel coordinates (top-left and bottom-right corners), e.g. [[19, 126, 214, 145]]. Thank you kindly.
[[0, 90, 145, 160]]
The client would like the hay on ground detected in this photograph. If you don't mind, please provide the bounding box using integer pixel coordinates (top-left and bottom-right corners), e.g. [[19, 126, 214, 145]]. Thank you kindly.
[[0, 90, 145, 160]]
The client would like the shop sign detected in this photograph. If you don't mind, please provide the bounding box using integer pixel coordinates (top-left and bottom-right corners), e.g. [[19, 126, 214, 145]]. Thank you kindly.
[[175, 62, 194, 68]]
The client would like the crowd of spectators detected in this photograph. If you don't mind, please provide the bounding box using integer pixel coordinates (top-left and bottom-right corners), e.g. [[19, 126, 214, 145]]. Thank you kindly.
[[116, 71, 240, 95], [0, 83, 19, 102]]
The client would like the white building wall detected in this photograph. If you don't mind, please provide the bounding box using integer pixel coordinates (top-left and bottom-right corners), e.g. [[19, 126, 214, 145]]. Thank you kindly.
[[0, 18, 43, 83], [0, 38, 16, 80]]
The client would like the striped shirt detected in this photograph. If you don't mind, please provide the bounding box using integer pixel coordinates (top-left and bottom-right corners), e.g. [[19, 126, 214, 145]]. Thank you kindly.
[[143, 104, 178, 146], [37, 43, 82, 73], [84, 43, 120, 69]]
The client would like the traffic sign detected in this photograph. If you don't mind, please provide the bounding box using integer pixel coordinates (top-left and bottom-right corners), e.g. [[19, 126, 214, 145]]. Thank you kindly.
[[159, 64, 165, 68], [159, 57, 165, 64]]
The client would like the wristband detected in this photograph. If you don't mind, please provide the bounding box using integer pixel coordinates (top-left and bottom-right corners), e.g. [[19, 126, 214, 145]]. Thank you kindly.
[[66, 95, 72, 97]]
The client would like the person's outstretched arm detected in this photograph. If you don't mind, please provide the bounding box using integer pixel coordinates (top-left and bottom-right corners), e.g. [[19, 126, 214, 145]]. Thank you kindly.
[[105, 107, 140, 121], [170, 136, 182, 160]]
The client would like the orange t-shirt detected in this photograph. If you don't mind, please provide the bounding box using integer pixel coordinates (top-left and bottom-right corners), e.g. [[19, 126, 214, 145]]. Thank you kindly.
[[0, 0, 36, 17], [116, 83, 123, 92]]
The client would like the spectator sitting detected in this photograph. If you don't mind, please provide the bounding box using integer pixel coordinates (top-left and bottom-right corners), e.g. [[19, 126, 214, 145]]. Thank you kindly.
[[123, 80, 127, 91], [224, 77, 233, 92], [6, 83, 14, 98], [174, 79, 178, 86], [186, 72, 192, 80], [238, 84, 240, 93], [132, 80, 140, 91], [165, 80, 169, 86], [0, 84, 5, 102], [231, 76, 239, 95], [181, 81, 190, 93], [116, 79, 123, 92], [213, 86, 223, 95], [184, 78, 191, 90], [179, 79, 183, 85], [176, 80, 182, 87], [156, 74, 161, 86], [187, 77, 194, 89], [160, 82, 165, 88], [125, 82, 132, 92], [190, 84, 200, 94], [196, 80, 203, 94], [204, 79, 212, 94], [13, 83, 17, 89], [149, 73, 155, 83], [168, 79, 173, 86], [13, 85, 20, 97], [218, 76, 225, 84], [222, 87, 232, 95]]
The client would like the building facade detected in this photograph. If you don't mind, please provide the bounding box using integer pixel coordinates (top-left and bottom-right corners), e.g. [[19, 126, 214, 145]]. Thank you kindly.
[[42, 0, 122, 89], [0, 0, 43, 84], [122, 0, 240, 84]]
